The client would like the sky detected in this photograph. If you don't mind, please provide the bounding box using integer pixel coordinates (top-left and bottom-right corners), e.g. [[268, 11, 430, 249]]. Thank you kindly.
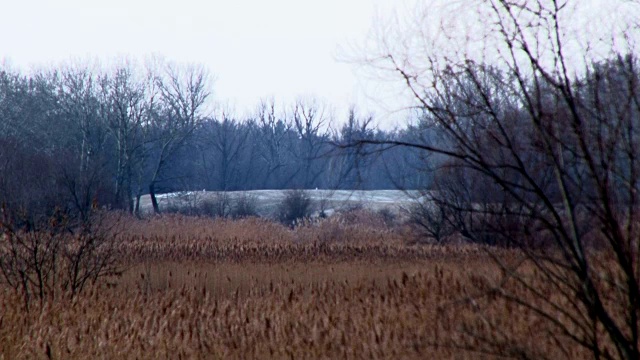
[[1, 0, 412, 126]]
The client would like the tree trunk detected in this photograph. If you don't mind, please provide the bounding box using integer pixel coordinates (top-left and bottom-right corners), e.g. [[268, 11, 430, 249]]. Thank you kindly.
[[134, 194, 142, 218], [149, 182, 160, 214]]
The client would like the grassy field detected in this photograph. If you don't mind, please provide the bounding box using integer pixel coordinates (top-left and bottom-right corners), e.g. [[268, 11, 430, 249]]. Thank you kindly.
[[0, 212, 599, 359]]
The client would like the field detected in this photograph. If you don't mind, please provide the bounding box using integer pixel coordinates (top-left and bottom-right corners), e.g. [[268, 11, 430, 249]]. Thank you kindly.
[[139, 189, 422, 218], [0, 212, 598, 359]]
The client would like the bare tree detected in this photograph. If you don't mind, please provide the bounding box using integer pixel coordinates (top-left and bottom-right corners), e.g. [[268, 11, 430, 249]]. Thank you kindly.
[[201, 114, 251, 190], [290, 98, 331, 188], [255, 99, 293, 188], [53, 64, 112, 218], [99, 62, 155, 214], [327, 107, 376, 189], [0, 69, 64, 214], [355, 0, 640, 358], [147, 62, 211, 213]]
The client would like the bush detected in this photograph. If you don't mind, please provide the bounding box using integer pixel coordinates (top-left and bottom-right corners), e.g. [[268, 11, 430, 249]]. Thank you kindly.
[[164, 203, 192, 216], [230, 192, 259, 219], [278, 190, 312, 226], [199, 193, 232, 218], [407, 198, 454, 244], [0, 207, 122, 310], [376, 207, 398, 228]]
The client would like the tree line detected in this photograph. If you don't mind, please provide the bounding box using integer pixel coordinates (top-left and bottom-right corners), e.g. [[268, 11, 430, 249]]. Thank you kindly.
[[0, 60, 434, 217]]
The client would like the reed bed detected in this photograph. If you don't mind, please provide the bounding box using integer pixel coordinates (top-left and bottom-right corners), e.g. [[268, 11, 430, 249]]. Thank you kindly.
[[114, 214, 487, 263], [0, 213, 604, 359]]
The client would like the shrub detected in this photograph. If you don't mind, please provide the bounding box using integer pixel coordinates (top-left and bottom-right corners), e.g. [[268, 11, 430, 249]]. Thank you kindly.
[[0, 207, 122, 310], [407, 198, 454, 244], [199, 192, 232, 218], [277, 190, 312, 226], [230, 192, 259, 219]]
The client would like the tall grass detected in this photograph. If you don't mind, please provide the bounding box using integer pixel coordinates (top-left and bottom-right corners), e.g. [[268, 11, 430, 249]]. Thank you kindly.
[[0, 211, 611, 359]]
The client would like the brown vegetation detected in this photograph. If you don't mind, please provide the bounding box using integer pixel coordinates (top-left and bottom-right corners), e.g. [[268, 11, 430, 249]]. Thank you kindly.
[[0, 211, 624, 359]]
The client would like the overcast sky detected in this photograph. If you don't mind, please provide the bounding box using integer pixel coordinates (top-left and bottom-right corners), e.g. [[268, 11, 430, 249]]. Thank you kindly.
[[1, 0, 414, 125]]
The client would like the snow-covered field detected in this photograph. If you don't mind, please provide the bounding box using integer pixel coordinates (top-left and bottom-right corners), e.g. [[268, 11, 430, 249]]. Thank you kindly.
[[138, 189, 424, 218]]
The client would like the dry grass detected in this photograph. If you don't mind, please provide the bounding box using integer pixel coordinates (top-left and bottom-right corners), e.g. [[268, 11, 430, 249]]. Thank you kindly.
[[0, 212, 608, 359]]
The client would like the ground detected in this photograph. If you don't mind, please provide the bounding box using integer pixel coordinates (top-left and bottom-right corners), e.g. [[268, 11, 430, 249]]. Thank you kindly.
[[139, 189, 424, 218]]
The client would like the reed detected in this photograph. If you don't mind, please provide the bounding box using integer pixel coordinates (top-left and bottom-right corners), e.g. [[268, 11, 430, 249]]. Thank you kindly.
[[0, 212, 611, 359]]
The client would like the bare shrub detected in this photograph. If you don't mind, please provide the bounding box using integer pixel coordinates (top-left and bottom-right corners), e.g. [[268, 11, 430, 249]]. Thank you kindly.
[[61, 211, 123, 296], [406, 197, 453, 244], [0, 207, 122, 310], [376, 207, 398, 228], [199, 192, 232, 218], [163, 203, 189, 216], [335, 207, 389, 230], [410, 161, 537, 247], [162, 191, 208, 216], [277, 190, 312, 226], [230, 192, 258, 219]]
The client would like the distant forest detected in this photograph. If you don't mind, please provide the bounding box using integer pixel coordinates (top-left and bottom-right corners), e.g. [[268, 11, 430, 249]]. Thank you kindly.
[[0, 61, 437, 216]]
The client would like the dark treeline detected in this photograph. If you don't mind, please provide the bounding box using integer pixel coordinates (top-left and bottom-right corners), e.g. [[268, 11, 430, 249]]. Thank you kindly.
[[0, 60, 432, 217]]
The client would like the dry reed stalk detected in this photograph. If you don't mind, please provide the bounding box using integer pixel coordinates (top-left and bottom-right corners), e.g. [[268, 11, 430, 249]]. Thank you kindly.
[[0, 213, 611, 359]]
